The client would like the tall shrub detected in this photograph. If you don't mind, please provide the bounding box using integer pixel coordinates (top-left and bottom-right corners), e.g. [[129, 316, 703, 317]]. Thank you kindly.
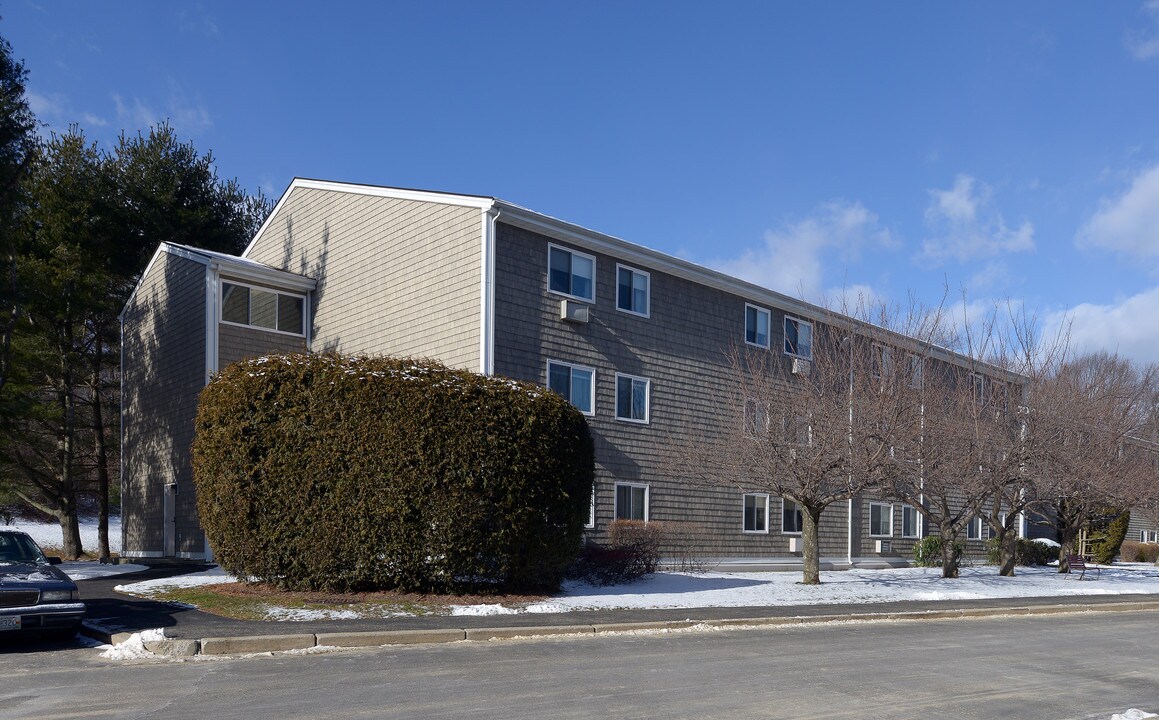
[[193, 353, 594, 593]]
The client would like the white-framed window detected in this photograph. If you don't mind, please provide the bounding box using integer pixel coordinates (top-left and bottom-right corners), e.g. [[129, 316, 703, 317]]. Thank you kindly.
[[872, 344, 894, 384], [782, 498, 803, 535], [907, 354, 924, 389], [220, 281, 306, 336], [967, 516, 983, 540], [614, 483, 648, 521], [585, 489, 595, 529], [548, 243, 595, 302], [1142, 530, 1158, 543], [616, 264, 650, 317], [783, 413, 812, 447], [547, 360, 595, 416], [869, 502, 893, 537], [784, 315, 813, 360], [744, 398, 770, 437], [970, 373, 987, 406], [743, 493, 769, 533], [745, 303, 770, 348], [901, 505, 920, 538], [998, 512, 1019, 537], [615, 373, 650, 423]]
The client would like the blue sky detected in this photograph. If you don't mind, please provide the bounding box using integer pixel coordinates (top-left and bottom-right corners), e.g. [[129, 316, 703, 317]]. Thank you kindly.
[[10, 2, 1159, 363]]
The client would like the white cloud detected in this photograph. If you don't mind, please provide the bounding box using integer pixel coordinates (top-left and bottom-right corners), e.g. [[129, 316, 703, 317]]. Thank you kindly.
[[968, 261, 1013, 292], [27, 91, 64, 117], [1075, 164, 1159, 259], [1125, 0, 1159, 60], [919, 174, 1035, 265], [712, 200, 895, 301], [1043, 286, 1159, 365], [113, 83, 212, 135]]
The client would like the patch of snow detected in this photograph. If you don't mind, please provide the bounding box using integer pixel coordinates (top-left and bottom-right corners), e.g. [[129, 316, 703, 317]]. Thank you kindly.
[[99, 628, 165, 660], [449, 603, 519, 616], [1031, 537, 1061, 547], [1112, 710, 1158, 720], [2, 516, 123, 554], [263, 607, 362, 621], [115, 566, 236, 596]]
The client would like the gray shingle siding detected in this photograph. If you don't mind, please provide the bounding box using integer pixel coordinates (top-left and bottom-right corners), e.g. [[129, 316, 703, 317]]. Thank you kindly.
[[493, 221, 859, 558], [244, 186, 482, 368], [218, 323, 306, 369], [120, 251, 207, 556]]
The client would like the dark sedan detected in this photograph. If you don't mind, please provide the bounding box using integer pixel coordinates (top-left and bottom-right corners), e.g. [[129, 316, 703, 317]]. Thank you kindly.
[[0, 530, 85, 640]]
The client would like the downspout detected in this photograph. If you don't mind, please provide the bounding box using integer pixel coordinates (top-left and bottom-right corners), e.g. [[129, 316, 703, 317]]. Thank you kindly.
[[118, 309, 126, 557], [202, 265, 220, 562], [844, 336, 854, 566], [479, 206, 500, 376]]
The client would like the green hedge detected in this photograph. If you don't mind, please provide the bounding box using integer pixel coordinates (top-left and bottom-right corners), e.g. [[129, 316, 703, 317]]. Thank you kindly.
[[192, 353, 594, 593]]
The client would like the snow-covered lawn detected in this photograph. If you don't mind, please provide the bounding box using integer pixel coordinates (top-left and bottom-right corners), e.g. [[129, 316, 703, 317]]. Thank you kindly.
[[2, 515, 122, 554], [113, 562, 1159, 619]]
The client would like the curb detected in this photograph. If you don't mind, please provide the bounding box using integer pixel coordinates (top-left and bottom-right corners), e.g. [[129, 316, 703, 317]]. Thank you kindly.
[[80, 599, 1159, 658]]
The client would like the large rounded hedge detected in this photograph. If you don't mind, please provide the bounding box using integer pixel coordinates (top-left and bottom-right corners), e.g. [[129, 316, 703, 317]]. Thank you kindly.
[[192, 353, 594, 593]]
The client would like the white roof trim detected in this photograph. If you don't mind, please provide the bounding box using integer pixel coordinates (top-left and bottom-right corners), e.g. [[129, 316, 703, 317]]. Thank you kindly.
[[242, 178, 495, 259], [119, 243, 210, 322]]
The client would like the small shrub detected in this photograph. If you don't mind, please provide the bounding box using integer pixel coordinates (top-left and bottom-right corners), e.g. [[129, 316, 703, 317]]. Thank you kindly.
[[608, 520, 664, 575], [657, 522, 712, 573], [566, 543, 641, 586], [1089, 512, 1130, 564], [913, 536, 963, 567], [985, 536, 1055, 566], [1119, 541, 1159, 564]]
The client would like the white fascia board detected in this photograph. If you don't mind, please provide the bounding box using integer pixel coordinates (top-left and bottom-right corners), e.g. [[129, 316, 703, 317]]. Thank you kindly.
[[209, 258, 316, 293], [494, 202, 1024, 383], [118, 242, 211, 322], [242, 177, 495, 259]]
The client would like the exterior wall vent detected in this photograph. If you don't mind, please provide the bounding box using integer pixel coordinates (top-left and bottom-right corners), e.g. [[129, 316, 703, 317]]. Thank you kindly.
[[791, 358, 812, 376], [787, 537, 803, 552], [875, 539, 892, 553], [560, 299, 590, 324]]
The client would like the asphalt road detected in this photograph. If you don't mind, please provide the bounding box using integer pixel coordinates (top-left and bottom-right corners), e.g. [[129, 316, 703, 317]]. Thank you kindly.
[[2, 610, 1158, 719]]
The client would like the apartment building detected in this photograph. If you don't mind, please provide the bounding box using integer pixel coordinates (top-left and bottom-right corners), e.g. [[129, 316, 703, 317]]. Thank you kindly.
[[120, 178, 1021, 564]]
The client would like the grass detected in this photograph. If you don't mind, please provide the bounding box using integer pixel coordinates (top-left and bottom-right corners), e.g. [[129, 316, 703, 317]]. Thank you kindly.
[[128, 581, 550, 621]]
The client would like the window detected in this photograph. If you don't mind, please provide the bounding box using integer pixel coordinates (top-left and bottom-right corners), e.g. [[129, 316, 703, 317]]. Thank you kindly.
[[744, 399, 770, 437], [221, 282, 305, 335], [615, 374, 650, 423], [586, 490, 595, 529], [616, 265, 650, 317], [907, 354, 924, 389], [743, 494, 769, 533], [548, 244, 595, 301], [970, 373, 987, 406], [745, 304, 770, 348], [782, 499, 803, 534], [872, 345, 894, 384], [902, 506, 920, 538], [547, 361, 595, 415], [783, 413, 811, 447], [967, 516, 983, 540], [870, 502, 893, 537], [998, 512, 1018, 537], [615, 483, 648, 521], [784, 316, 813, 360], [1142, 530, 1158, 544]]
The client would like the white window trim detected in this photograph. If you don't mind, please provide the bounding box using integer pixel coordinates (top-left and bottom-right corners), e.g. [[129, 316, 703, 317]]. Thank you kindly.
[[967, 516, 983, 541], [219, 280, 307, 337], [614, 482, 650, 522], [743, 493, 770, 534], [781, 498, 803, 536], [783, 314, 814, 360], [615, 263, 650, 318], [547, 242, 596, 303], [907, 354, 924, 389], [744, 303, 771, 349], [546, 360, 596, 417], [614, 372, 651, 424], [869, 502, 894, 538], [901, 505, 920, 539], [585, 488, 595, 529]]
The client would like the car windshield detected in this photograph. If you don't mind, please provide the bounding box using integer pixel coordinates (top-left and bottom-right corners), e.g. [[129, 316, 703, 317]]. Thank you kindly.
[[0, 532, 49, 564]]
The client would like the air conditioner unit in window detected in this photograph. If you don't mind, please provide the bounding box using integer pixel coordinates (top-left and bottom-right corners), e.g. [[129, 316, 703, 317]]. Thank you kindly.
[[792, 358, 812, 376], [875, 539, 892, 553], [787, 537, 803, 552], [560, 299, 590, 324]]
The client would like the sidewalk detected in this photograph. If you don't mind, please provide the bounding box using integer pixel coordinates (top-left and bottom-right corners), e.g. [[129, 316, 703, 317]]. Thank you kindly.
[[77, 566, 1159, 658]]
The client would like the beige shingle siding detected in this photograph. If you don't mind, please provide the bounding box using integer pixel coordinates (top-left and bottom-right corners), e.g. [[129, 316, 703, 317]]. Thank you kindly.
[[121, 251, 207, 556], [492, 222, 858, 558], [245, 187, 482, 369]]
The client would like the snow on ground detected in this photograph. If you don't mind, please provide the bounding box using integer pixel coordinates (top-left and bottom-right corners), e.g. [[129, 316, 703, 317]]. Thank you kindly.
[[60, 561, 149, 580], [2, 515, 122, 554], [115, 562, 1159, 619]]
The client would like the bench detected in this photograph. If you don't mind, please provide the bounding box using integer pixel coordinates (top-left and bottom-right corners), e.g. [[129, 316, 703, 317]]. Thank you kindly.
[[1067, 554, 1100, 580]]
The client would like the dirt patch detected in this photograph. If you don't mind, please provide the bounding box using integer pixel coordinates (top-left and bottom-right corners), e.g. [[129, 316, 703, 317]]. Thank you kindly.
[[200, 582, 550, 613]]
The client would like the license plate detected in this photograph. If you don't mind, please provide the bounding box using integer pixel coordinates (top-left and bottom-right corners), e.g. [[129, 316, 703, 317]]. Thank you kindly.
[[0, 616, 20, 632]]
